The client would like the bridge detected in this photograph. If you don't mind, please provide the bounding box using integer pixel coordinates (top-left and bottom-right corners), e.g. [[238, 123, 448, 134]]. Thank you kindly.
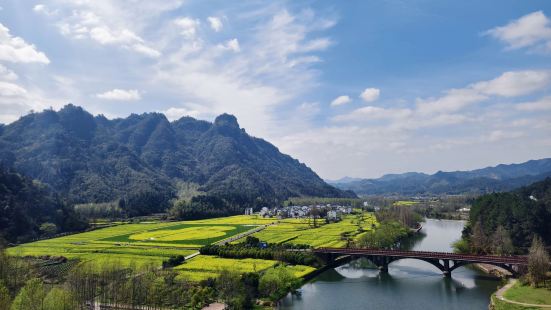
[[313, 248, 528, 277]]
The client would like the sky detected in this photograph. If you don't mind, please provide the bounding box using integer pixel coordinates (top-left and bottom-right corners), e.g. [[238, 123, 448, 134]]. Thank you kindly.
[[0, 0, 551, 179]]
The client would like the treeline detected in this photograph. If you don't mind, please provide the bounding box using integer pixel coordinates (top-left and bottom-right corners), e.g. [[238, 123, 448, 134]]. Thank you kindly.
[[462, 177, 551, 253], [0, 167, 87, 244], [354, 220, 411, 249], [200, 237, 320, 267], [0, 246, 301, 309], [285, 197, 362, 207], [169, 194, 276, 220], [375, 205, 422, 229]]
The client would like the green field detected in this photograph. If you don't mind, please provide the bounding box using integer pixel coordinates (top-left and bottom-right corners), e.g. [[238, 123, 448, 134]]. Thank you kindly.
[[8, 216, 270, 268], [9, 213, 375, 280], [252, 213, 377, 248], [175, 255, 315, 281]]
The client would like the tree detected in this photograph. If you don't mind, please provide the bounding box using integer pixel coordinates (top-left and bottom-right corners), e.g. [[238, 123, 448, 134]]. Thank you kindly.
[[491, 225, 514, 255], [10, 279, 46, 310], [259, 267, 300, 301], [43, 288, 77, 310], [215, 269, 249, 309], [39, 223, 58, 238], [527, 235, 550, 287], [471, 221, 487, 253], [0, 281, 10, 310]]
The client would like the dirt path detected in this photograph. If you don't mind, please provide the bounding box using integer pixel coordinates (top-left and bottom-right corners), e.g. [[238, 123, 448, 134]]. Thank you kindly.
[[495, 279, 551, 308]]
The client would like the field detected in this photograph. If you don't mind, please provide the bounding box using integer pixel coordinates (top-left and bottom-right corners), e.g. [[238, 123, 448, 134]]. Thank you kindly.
[[252, 213, 377, 248], [175, 255, 315, 281], [8, 216, 271, 268], [9, 213, 374, 281], [393, 200, 419, 206]]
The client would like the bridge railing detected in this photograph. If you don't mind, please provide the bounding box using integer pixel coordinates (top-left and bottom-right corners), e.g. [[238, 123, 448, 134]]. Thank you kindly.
[[313, 247, 528, 264]]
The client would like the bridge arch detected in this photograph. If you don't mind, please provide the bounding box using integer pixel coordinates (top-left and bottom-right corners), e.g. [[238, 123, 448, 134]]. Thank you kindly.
[[319, 254, 518, 277]]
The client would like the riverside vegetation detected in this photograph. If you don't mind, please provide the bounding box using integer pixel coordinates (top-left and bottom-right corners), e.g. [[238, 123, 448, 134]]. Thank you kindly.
[[456, 178, 551, 309]]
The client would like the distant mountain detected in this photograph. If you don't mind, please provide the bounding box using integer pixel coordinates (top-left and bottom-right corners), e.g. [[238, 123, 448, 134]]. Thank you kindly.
[[326, 176, 364, 184], [0, 105, 353, 210], [332, 159, 551, 196]]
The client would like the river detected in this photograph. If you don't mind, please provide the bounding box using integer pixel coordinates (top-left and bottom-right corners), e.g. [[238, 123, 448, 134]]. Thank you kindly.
[[280, 219, 500, 310]]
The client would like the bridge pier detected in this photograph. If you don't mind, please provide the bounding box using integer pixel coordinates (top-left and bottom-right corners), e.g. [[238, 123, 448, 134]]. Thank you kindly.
[[443, 259, 451, 277]]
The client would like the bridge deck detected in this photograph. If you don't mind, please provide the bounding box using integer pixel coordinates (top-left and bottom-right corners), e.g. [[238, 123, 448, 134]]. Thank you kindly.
[[314, 248, 528, 265]]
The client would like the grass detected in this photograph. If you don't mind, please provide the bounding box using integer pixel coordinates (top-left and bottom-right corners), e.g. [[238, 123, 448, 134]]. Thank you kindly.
[[504, 282, 551, 305], [175, 255, 315, 281], [252, 213, 377, 248], [492, 295, 541, 310]]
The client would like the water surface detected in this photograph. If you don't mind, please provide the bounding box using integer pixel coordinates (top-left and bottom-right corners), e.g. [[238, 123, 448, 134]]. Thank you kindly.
[[280, 219, 500, 310]]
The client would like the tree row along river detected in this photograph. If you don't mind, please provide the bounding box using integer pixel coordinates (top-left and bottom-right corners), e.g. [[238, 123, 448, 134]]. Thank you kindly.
[[281, 219, 500, 310]]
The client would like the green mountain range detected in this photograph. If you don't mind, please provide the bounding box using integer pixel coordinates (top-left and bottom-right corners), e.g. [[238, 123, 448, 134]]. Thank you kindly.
[[0, 105, 353, 208]]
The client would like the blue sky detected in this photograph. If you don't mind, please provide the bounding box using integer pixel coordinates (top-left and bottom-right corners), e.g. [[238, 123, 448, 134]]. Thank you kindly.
[[0, 0, 550, 179]]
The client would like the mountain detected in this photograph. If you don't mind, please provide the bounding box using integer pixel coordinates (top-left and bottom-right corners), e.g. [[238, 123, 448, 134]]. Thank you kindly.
[[467, 177, 551, 249], [325, 176, 363, 184], [0, 105, 353, 211], [331, 159, 551, 196], [0, 166, 87, 243]]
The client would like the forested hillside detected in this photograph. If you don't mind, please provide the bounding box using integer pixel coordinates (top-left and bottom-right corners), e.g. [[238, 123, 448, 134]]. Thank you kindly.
[[0, 167, 87, 243], [0, 105, 352, 216], [332, 159, 551, 196], [464, 178, 551, 251]]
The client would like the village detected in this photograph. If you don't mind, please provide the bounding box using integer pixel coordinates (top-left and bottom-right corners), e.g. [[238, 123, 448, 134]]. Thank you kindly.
[[244, 204, 354, 221]]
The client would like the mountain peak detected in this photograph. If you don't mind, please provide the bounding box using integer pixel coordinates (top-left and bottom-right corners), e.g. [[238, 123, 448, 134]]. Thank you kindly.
[[214, 113, 239, 129]]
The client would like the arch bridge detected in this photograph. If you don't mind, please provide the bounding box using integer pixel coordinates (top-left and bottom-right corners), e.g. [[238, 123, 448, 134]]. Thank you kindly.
[[313, 248, 528, 277]]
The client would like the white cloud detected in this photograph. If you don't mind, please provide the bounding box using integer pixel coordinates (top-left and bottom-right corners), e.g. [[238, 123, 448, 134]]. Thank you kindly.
[[333, 106, 412, 122], [96, 89, 141, 101], [330, 95, 351, 107], [163, 107, 200, 121], [0, 81, 27, 97], [207, 17, 223, 32], [0, 23, 50, 64], [156, 8, 338, 138], [485, 130, 524, 142], [485, 11, 551, 53], [0, 64, 18, 81], [217, 38, 240, 52], [174, 17, 200, 39], [417, 70, 551, 115], [33, 4, 58, 16], [39, 2, 164, 58], [416, 88, 487, 115], [516, 96, 551, 111], [360, 88, 380, 102], [473, 70, 551, 97]]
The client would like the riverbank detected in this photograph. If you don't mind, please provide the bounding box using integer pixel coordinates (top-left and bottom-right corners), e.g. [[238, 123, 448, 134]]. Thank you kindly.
[[491, 279, 551, 309]]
